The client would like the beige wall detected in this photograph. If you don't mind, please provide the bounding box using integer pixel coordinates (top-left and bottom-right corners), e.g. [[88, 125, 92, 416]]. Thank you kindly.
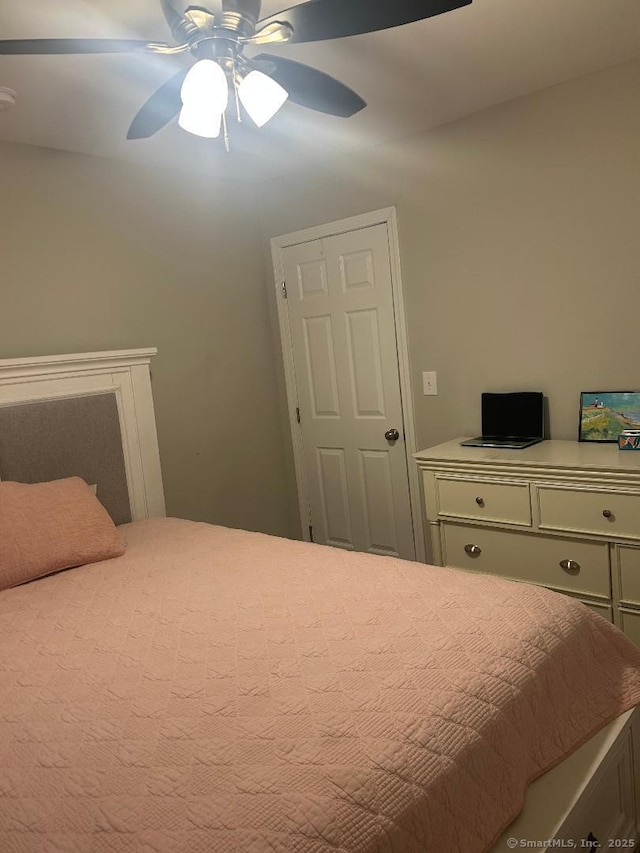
[[3, 57, 638, 543], [259, 58, 640, 461], [0, 142, 293, 536]]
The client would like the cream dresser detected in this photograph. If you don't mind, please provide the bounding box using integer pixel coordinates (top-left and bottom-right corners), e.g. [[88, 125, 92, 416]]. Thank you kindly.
[[415, 439, 640, 647]]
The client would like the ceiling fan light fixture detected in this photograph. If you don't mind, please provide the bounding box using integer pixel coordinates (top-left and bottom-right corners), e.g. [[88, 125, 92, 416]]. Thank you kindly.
[[180, 59, 229, 111], [238, 69, 288, 128], [178, 101, 223, 138], [178, 59, 229, 139], [0, 0, 472, 144]]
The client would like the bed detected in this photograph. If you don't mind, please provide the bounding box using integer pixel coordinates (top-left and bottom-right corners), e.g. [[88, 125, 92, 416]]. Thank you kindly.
[[1, 350, 639, 853]]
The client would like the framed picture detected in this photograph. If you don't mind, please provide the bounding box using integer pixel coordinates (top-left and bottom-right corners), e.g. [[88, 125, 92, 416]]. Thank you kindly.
[[578, 391, 640, 442]]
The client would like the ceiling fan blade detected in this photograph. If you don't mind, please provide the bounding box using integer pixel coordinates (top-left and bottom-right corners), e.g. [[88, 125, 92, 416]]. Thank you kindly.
[[127, 68, 188, 140], [0, 39, 166, 55], [241, 21, 294, 46], [256, 0, 471, 44], [254, 54, 365, 117]]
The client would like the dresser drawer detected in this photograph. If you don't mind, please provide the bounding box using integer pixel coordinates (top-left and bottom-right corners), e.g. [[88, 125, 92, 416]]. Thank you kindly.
[[442, 523, 610, 598], [538, 485, 640, 539], [616, 545, 640, 606], [579, 599, 614, 622], [435, 477, 532, 526], [619, 609, 640, 648]]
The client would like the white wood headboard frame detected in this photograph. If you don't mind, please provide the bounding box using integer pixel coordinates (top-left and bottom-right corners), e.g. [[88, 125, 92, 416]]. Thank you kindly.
[[0, 348, 166, 519]]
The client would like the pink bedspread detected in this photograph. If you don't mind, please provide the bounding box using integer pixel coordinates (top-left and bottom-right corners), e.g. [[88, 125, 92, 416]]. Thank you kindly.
[[1, 518, 639, 853]]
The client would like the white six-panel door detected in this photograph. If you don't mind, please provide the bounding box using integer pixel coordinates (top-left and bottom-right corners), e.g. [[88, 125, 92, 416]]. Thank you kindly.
[[280, 222, 416, 559]]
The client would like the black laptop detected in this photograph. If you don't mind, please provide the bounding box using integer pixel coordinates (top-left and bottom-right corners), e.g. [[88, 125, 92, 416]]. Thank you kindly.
[[460, 392, 545, 449]]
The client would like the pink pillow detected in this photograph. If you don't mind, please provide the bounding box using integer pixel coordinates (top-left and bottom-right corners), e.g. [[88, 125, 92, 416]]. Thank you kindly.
[[0, 477, 125, 591]]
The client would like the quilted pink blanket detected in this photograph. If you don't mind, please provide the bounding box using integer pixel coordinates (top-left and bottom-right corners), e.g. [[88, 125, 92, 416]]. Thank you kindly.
[[1, 518, 639, 852]]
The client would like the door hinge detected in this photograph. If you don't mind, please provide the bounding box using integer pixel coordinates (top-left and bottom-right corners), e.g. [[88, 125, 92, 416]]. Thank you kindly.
[[309, 525, 314, 543], [281, 281, 287, 299], [296, 407, 301, 424]]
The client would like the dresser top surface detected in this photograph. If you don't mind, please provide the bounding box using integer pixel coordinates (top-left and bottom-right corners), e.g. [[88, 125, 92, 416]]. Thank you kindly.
[[415, 439, 640, 474]]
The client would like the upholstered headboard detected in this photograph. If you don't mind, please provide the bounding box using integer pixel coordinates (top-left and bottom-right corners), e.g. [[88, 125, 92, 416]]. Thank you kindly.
[[0, 349, 165, 522]]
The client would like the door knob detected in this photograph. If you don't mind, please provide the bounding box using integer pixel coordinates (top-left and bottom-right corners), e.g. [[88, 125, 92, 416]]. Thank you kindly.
[[384, 428, 400, 442]]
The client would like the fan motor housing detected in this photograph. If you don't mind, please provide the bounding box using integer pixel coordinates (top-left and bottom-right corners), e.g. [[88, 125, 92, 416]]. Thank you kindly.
[[226, 0, 261, 24]]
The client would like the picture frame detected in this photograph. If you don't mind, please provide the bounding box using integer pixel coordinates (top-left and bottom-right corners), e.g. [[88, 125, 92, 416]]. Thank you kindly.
[[578, 391, 640, 442]]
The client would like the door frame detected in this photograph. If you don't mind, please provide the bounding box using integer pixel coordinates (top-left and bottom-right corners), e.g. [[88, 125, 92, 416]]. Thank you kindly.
[[270, 206, 425, 562]]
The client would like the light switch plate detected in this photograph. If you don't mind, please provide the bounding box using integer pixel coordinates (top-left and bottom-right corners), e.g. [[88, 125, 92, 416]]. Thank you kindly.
[[423, 371, 437, 396]]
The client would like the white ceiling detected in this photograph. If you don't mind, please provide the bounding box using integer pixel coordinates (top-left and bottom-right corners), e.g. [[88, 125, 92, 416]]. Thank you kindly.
[[1, 0, 639, 182]]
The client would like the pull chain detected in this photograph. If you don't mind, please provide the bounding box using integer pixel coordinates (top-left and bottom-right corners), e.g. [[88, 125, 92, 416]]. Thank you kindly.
[[233, 69, 242, 124], [221, 111, 230, 153]]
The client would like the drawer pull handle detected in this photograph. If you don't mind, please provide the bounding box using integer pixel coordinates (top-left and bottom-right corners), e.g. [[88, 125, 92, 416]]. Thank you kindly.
[[602, 509, 613, 519], [560, 559, 581, 574], [464, 544, 482, 557], [475, 497, 484, 507]]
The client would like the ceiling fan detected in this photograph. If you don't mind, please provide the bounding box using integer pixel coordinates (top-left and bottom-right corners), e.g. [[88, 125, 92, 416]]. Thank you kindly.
[[0, 0, 472, 147]]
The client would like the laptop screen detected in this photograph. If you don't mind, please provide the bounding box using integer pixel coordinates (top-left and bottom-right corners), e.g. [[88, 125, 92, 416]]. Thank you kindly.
[[481, 392, 544, 438]]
